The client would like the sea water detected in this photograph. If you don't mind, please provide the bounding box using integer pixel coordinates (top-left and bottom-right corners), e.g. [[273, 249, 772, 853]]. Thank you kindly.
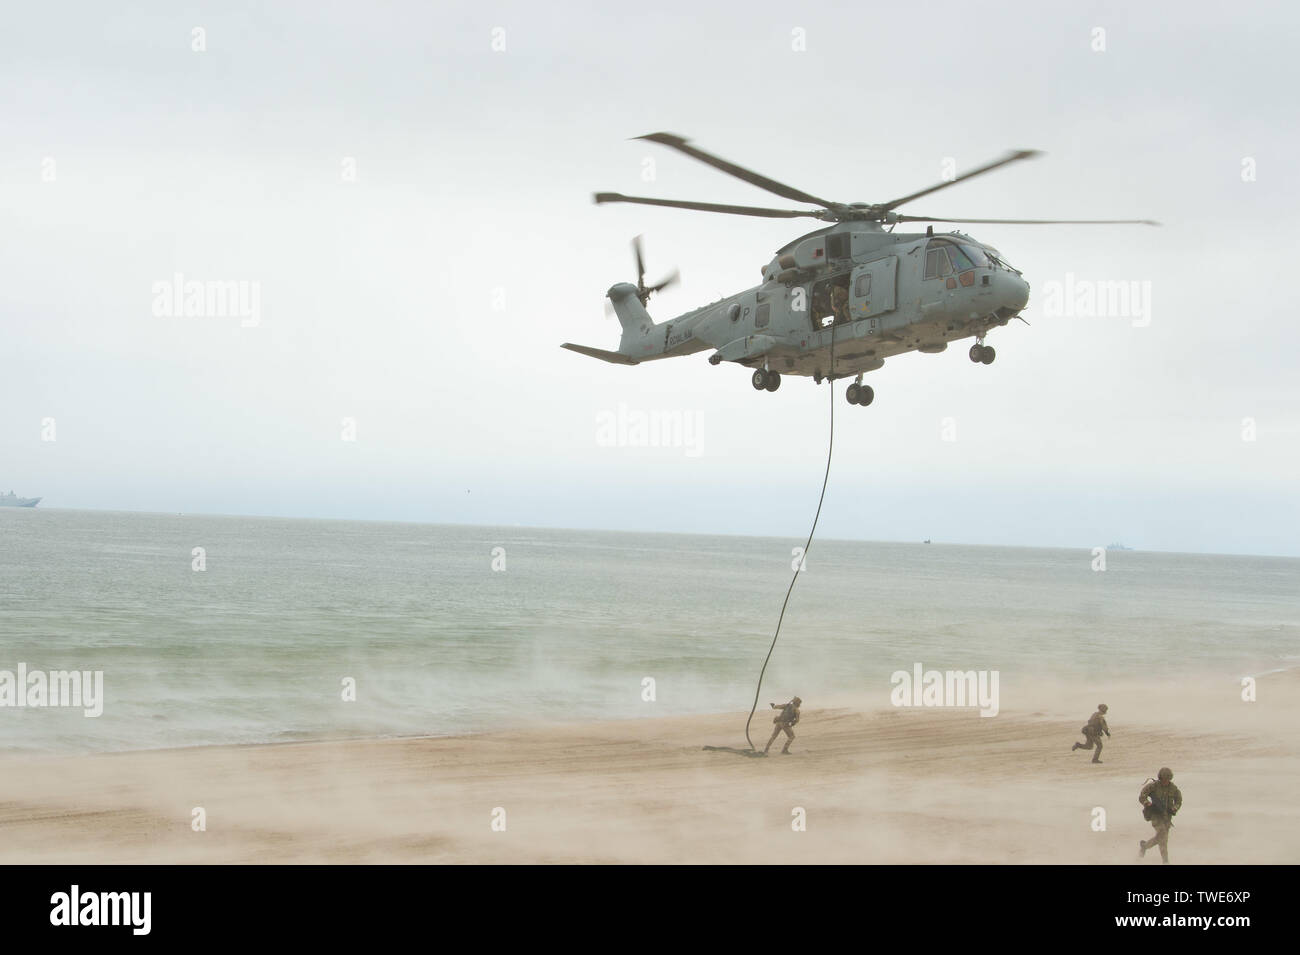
[[1, 508, 1295, 753]]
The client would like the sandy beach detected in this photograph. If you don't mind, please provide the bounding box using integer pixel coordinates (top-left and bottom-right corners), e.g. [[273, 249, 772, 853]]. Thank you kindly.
[[1, 669, 1295, 864]]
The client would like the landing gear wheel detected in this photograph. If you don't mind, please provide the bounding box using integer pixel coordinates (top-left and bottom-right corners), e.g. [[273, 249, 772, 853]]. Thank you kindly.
[[751, 369, 768, 390], [845, 383, 874, 406], [764, 371, 781, 392], [980, 346, 996, 365], [969, 344, 985, 363]]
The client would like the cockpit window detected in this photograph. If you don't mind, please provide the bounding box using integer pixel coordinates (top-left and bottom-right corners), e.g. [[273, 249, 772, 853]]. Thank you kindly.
[[924, 248, 952, 279], [946, 245, 976, 271], [925, 238, 992, 279]]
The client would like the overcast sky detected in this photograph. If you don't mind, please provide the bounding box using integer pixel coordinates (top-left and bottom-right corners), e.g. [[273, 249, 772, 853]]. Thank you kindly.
[[2, 1, 1297, 556]]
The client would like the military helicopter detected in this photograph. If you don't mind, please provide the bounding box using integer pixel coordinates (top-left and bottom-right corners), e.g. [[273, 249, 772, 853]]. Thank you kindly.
[[563, 133, 1157, 407]]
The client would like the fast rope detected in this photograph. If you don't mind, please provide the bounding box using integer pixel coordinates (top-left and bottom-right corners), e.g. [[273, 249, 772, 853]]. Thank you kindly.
[[744, 323, 836, 750]]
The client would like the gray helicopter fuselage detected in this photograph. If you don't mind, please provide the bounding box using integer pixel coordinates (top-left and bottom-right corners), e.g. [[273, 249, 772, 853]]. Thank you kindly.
[[611, 222, 1030, 380]]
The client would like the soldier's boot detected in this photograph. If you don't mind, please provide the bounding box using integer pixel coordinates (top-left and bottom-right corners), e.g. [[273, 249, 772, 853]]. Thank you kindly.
[[1138, 839, 1147, 858], [1071, 743, 1080, 751], [1091, 756, 1102, 763], [781, 744, 791, 754]]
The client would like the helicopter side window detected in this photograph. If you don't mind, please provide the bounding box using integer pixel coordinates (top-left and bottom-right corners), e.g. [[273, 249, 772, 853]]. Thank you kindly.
[[924, 247, 953, 280], [755, 303, 770, 329], [855, 274, 871, 298]]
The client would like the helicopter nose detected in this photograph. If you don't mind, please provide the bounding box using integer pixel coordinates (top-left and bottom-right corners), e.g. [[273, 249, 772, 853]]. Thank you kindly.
[[997, 271, 1030, 313]]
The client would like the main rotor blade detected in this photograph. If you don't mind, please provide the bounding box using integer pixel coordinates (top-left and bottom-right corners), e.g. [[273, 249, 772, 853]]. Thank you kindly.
[[634, 132, 841, 209], [882, 150, 1041, 212], [594, 192, 824, 219], [895, 214, 1160, 225]]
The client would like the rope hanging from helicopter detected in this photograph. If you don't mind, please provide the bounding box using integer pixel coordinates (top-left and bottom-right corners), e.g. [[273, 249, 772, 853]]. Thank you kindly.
[[744, 322, 835, 751]]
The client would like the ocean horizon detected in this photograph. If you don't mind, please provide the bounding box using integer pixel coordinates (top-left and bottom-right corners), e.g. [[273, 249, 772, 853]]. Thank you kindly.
[[11, 503, 1296, 560]]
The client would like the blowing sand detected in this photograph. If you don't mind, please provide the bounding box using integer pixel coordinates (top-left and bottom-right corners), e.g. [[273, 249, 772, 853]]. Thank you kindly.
[[1, 669, 1295, 864]]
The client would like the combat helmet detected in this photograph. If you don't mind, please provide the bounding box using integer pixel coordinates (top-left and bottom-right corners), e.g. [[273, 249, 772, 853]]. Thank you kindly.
[[1157, 767, 1173, 781], [1098, 703, 1108, 713]]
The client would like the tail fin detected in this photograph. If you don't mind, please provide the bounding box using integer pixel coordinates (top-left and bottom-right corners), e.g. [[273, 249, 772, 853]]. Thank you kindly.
[[607, 282, 653, 337], [558, 283, 653, 365]]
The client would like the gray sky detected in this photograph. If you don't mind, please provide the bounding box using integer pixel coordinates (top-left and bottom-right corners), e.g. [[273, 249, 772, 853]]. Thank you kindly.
[[3, 1, 1297, 555]]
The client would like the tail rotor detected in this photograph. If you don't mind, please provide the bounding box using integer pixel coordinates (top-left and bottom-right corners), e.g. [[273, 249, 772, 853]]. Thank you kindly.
[[632, 234, 679, 306]]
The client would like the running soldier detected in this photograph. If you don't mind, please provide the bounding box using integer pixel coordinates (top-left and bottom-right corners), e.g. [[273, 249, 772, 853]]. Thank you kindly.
[[1071, 703, 1110, 763], [1139, 767, 1183, 864]]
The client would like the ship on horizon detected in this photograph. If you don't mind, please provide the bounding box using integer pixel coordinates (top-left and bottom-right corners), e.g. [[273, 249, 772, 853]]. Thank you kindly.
[[0, 490, 40, 507]]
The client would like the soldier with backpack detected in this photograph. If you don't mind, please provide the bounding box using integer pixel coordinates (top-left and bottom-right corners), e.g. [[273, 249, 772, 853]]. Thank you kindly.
[[1139, 767, 1183, 863]]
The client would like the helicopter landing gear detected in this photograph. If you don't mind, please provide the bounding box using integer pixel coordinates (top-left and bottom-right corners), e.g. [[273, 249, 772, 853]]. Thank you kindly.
[[845, 378, 874, 407], [969, 342, 996, 365], [752, 368, 781, 392]]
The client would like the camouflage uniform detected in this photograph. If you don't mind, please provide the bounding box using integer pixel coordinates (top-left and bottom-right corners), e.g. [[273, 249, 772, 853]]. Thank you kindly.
[[765, 698, 801, 754], [1072, 705, 1110, 763], [831, 285, 850, 324], [1139, 773, 1183, 864]]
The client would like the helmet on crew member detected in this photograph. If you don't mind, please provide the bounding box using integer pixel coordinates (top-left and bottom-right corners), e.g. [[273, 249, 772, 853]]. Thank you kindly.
[[1098, 704, 1108, 713], [1157, 767, 1173, 781]]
